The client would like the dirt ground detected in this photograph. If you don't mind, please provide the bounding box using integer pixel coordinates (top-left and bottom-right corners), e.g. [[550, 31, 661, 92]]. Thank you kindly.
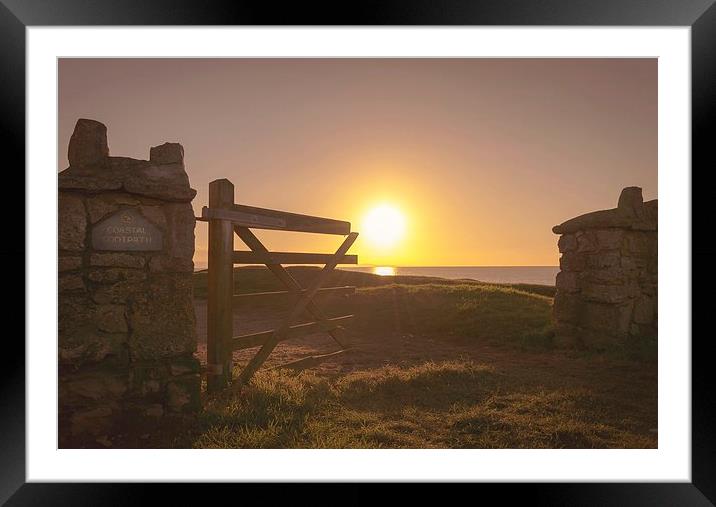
[[193, 300, 658, 444]]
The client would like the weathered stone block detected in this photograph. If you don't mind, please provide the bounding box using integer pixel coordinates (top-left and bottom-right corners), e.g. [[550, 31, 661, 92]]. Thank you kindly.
[[58, 294, 95, 334], [88, 268, 147, 284], [87, 194, 153, 223], [166, 374, 201, 413], [576, 231, 598, 253], [150, 142, 184, 165], [59, 330, 128, 368], [86, 196, 118, 224], [60, 152, 195, 202], [139, 205, 167, 227], [59, 274, 85, 293], [70, 405, 115, 437], [149, 255, 194, 273], [581, 283, 631, 304], [555, 271, 579, 293], [581, 301, 633, 338], [59, 193, 86, 251], [59, 157, 143, 194], [578, 267, 626, 286], [169, 356, 201, 376], [144, 404, 164, 418], [129, 363, 169, 386], [633, 295, 656, 324], [630, 322, 657, 339], [617, 186, 644, 217], [127, 275, 196, 360], [95, 304, 128, 333], [557, 234, 577, 253], [641, 282, 658, 296], [91, 280, 145, 305], [90, 253, 146, 269], [124, 163, 196, 202], [623, 232, 652, 255], [559, 252, 585, 272], [643, 199, 658, 222], [594, 229, 624, 249], [621, 256, 637, 271], [68, 119, 109, 167], [59, 165, 124, 192], [59, 256, 83, 272], [142, 380, 162, 395], [59, 295, 129, 367], [64, 371, 128, 402], [586, 252, 621, 269], [164, 203, 196, 259], [127, 363, 170, 400]]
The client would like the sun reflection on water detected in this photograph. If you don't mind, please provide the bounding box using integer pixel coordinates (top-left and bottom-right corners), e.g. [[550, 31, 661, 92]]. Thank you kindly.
[[373, 266, 396, 276]]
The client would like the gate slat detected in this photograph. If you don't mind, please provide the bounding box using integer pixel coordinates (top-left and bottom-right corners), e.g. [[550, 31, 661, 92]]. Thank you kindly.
[[233, 286, 355, 304], [233, 251, 357, 265], [231, 315, 354, 351], [201, 205, 350, 235], [271, 349, 352, 371]]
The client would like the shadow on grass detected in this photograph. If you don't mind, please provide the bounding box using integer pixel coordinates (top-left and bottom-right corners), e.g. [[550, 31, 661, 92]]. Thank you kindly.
[[184, 360, 503, 448], [165, 357, 655, 449], [187, 369, 331, 448], [335, 360, 500, 412], [447, 389, 653, 448]]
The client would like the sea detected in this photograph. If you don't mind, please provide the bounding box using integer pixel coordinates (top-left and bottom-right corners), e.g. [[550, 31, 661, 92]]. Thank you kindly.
[[341, 266, 559, 286], [194, 262, 559, 286]]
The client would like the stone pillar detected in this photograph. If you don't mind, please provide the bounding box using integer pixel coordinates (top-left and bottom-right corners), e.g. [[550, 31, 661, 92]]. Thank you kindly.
[[552, 187, 657, 348], [58, 119, 200, 446]]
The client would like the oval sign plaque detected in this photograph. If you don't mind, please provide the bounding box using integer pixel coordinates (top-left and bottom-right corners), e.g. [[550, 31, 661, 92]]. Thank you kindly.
[[92, 208, 163, 251]]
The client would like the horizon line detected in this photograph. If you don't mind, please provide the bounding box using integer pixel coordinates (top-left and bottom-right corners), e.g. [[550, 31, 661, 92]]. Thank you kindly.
[[194, 264, 561, 269]]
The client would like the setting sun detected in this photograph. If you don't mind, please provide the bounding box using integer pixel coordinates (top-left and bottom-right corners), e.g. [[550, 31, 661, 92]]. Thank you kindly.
[[362, 204, 406, 249]]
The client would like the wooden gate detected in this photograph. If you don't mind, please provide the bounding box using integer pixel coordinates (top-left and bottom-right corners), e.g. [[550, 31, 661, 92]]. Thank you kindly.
[[200, 178, 359, 391]]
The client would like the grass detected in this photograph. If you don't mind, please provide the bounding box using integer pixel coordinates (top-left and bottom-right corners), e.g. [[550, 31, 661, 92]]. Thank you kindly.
[[325, 283, 555, 350], [195, 266, 557, 350], [159, 360, 654, 449], [192, 266, 558, 299], [95, 266, 656, 449]]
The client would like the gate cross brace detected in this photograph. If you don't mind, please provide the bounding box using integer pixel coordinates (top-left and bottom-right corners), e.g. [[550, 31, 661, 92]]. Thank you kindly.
[[235, 227, 359, 385], [234, 226, 349, 348]]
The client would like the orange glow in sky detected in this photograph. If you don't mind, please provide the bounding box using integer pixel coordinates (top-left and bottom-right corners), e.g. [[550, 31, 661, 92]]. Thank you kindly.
[[58, 58, 657, 268]]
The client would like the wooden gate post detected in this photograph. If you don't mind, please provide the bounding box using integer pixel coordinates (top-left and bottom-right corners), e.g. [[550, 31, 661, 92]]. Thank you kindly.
[[207, 178, 235, 392]]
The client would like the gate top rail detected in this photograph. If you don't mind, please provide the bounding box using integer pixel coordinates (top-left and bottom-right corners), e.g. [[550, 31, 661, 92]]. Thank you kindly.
[[200, 204, 351, 235]]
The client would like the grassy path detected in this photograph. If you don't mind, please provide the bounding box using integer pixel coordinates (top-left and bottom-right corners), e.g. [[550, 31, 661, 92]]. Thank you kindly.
[[133, 277, 657, 449]]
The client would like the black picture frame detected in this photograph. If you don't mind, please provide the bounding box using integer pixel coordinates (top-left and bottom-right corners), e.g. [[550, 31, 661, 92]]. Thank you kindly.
[[3, 0, 713, 504]]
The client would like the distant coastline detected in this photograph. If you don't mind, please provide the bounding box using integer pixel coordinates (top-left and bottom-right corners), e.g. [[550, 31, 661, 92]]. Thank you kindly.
[[343, 266, 559, 286], [193, 264, 559, 286]]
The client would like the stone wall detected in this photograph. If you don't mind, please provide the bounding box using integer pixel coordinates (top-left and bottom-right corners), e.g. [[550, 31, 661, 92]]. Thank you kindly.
[[58, 119, 200, 445], [552, 187, 657, 348]]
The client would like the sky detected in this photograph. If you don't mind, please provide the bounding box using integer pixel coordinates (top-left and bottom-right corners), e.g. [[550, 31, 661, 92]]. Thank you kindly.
[[58, 58, 657, 267]]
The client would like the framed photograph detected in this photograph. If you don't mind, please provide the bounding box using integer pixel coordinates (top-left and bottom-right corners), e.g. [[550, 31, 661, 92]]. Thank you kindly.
[[4, 0, 713, 504]]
